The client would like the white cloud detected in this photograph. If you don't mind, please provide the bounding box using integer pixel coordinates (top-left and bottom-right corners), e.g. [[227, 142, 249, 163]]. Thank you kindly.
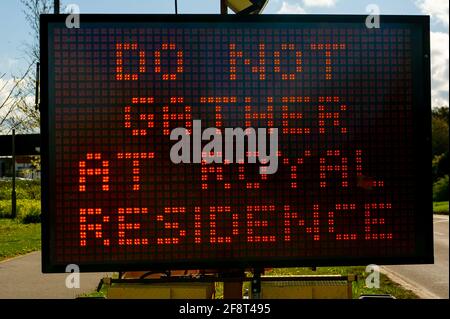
[[0, 77, 15, 104], [303, 0, 337, 7], [277, 1, 306, 14], [0, 76, 35, 133], [277, 0, 337, 12], [415, 1, 449, 106], [430, 31, 449, 106], [415, 0, 449, 26], [0, 77, 16, 129]]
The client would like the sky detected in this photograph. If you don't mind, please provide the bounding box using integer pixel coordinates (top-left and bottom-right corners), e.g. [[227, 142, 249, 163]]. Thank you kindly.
[[0, 0, 448, 107]]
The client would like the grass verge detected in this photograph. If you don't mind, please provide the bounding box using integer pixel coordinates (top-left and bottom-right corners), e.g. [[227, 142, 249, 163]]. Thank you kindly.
[[0, 199, 41, 223], [86, 267, 417, 299], [0, 218, 41, 261], [213, 267, 417, 299], [433, 201, 449, 214], [267, 267, 417, 299]]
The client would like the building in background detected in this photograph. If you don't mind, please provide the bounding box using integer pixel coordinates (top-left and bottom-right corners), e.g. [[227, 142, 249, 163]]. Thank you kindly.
[[0, 156, 40, 179]]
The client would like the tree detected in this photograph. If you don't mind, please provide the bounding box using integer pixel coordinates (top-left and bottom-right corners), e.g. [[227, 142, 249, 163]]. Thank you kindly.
[[432, 117, 449, 156], [1, 1, 56, 134], [0, 64, 34, 134], [11, 0, 58, 133], [432, 107, 449, 157], [433, 175, 449, 202], [431, 106, 449, 183], [432, 106, 449, 124], [433, 152, 449, 182], [21, 0, 55, 61]]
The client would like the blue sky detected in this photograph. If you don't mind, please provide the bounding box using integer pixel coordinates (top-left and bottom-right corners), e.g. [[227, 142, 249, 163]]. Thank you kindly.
[[0, 0, 448, 106]]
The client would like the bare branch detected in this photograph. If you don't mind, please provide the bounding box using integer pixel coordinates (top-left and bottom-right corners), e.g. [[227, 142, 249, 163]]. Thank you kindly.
[[1, 0, 59, 133], [0, 62, 33, 111]]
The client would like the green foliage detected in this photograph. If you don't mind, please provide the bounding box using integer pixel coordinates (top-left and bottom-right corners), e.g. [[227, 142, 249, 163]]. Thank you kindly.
[[432, 107, 449, 157], [0, 218, 41, 260], [0, 179, 41, 200], [0, 199, 41, 223], [433, 201, 449, 214], [432, 117, 449, 156], [432, 106, 449, 123], [18, 156, 41, 179], [19, 200, 41, 223], [431, 107, 449, 185], [0, 180, 41, 223], [433, 175, 449, 202], [433, 152, 449, 182], [30, 155, 41, 171]]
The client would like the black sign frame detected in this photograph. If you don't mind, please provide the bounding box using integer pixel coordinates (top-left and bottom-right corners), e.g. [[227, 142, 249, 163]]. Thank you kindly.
[[41, 14, 433, 273]]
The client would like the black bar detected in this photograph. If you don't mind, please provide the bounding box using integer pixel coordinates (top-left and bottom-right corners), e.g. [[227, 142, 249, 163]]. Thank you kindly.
[[35, 62, 40, 111], [220, 0, 227, 15], [54, 0, 60, 14], [0, 134, 40, 156], [11, 129, 16, 219], [251, 268, 262, 299]]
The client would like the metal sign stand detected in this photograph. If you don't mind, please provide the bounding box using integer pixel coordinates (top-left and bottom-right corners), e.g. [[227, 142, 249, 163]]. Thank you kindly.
[[11, 129, 16, 219], [48, 0, 360, 299], [251, 268, 262, 299], [217, 1, 247, 299], [94, 273, 357, 299]]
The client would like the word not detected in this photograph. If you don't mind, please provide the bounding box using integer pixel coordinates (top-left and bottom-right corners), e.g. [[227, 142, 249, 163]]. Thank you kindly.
[[115, 42, 346, 81], [170, 120, 279, 174]]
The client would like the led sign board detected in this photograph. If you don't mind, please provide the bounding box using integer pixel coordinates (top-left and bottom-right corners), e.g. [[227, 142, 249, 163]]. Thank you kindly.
[[41, 14, 432, 272]]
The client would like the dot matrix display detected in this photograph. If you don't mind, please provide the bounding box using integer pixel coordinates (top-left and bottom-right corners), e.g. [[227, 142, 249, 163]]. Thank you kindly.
[[41, 15, 432, 272]]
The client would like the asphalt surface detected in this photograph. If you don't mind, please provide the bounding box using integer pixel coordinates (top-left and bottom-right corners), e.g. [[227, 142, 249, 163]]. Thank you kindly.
[[0, 251, 109, 299], [383, 214, 449, 299], [0, 215, 447, 299]]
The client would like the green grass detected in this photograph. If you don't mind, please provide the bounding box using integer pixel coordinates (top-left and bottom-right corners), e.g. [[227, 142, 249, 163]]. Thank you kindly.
[[78, 285, 108, 299], [78, 273, 120, 298], [0, 199, 41, 223], [0, 218, 41, 261], [433, 201, 449, 214], [0, 179, 41, 200], [213, 267, 417, 299]]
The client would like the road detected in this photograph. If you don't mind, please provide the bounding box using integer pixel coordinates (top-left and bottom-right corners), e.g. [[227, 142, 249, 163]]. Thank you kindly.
[[383, 214, 449, 299], [0, 251, 109, 299], [0, 216, 447, 299]]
